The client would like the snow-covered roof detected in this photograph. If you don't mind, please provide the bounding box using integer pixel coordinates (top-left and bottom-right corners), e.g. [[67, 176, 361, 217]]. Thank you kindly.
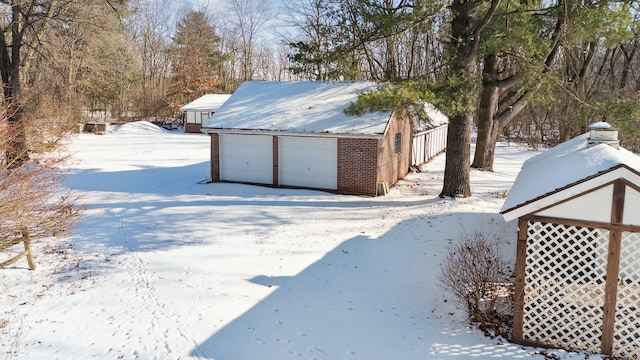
[[501, 132, 640, 219], [423, 102, 448, 127], [180, 94, 231, 112], [201, 81, 393, 136]]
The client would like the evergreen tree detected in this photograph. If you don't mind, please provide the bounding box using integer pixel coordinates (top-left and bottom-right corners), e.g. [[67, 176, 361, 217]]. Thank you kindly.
[[345, 0, 636, 196], [346, 0, 501, 197], [287, 0, 436, 81], [166, 11, 225, 113], [470, 0, 564, 171], [472, 0, 633, 171]]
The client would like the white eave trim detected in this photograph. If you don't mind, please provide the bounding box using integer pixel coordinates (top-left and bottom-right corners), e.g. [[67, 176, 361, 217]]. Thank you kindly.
[[501, 167, 640, 222], [200, 127, 385, 139]]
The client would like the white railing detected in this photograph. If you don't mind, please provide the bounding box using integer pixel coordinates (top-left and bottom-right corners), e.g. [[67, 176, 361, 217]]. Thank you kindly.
[[411, 124, 447, 166]]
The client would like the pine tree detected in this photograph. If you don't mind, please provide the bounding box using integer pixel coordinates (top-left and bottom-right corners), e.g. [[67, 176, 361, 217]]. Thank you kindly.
[[471, 0, 633, 171], [166, 11, 225, 113]]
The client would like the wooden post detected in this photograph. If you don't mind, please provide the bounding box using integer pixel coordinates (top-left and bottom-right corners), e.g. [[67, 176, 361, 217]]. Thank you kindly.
[[601, 230, 621, 355], [600, 180, 625, 355], [0, 231, 35, 270], [22, 230, 36, 270], [512, 218, 528, 341]]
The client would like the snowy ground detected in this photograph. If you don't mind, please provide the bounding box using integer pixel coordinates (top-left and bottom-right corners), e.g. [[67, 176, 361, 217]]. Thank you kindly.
[[1, 122, 603, 359]]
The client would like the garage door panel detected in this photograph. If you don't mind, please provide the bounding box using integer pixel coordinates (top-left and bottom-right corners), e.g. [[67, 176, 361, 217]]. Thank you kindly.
[[279, 137, 337, 190], [220, 134, 272, 184]]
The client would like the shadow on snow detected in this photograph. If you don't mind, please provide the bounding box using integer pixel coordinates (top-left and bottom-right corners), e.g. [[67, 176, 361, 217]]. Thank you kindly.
[[189, 212, 525, 359], [61, 163, 449, 259]]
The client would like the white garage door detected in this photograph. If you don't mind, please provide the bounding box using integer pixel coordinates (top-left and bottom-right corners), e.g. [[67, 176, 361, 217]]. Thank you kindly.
[[279, 137, 337, 190], [220, 134, 273, 184]]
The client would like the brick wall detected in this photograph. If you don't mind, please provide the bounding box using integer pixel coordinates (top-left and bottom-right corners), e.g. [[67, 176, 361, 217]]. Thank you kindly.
[[337, 137, 380, 196], [378, 115, 411, 188], [185, 123, 202, 133], [210, 133, 220, 181]]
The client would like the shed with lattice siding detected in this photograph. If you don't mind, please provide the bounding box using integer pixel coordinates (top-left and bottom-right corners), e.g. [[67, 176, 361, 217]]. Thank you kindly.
[[501, 122, 640, 357]]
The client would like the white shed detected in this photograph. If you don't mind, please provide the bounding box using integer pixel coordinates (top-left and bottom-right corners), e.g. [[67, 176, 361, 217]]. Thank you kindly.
[[179, 94, 231, 133], [501, 122, 640, 357]]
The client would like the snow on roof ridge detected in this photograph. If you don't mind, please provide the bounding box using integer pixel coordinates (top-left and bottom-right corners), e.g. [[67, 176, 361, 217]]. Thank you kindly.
[[501, 133, 640, 214], [180, 94, 231, 112]]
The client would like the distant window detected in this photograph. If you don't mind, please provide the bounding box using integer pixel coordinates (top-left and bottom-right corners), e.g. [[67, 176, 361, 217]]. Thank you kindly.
[[394, 133, 402, 154], [196, 112, 209, 124]]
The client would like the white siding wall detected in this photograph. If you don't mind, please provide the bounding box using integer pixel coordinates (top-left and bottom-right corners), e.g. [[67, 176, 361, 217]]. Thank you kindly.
[[186, 112, 196, 124], [536, 185, 613, 223], [624, 187, 640, 226]]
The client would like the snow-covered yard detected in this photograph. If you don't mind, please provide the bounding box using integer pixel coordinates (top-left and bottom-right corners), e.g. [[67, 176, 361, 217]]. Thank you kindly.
[[1, 122, 601, 359]]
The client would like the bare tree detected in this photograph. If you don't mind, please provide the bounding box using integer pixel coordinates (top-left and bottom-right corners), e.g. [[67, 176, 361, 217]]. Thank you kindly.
[[127, 0, 174, 117], [224, 0, 273, 81], [440, 232, 513, 337], [0, 112, 81, 270], [283, 0, 344, 80], [0, 0, 68, 166]]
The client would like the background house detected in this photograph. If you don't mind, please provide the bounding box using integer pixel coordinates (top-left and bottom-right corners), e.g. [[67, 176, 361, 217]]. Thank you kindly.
[[201, 81, 447, 196], [501, 122, 640, 358], [180, 94, 231, 133]]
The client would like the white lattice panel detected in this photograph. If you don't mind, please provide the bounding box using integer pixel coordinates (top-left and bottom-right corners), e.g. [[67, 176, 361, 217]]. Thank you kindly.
[[612, 232, 640, 359], [522, 221, 609, 352]]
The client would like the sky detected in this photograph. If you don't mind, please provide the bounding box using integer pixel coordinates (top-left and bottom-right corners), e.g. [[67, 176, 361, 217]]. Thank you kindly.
[[176, 0, 290, 45], [180, 0, 285, 15]]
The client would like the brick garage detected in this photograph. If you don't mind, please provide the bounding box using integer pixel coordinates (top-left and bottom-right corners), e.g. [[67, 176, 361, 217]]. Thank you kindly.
[[202, 81, 445, 196], [208, 120, 408, 196]]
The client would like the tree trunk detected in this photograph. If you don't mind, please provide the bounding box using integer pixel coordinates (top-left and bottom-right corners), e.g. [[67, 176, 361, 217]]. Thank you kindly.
[[440, 0, 499, 197], [472, 54, 500, 171], [3, 0, 62, 165], [619, 43, 636, 91], [440, 111, 473, 197], [3, 2, 27, 167], [472, 16, 564, 171], [482, 121, 503, 171]]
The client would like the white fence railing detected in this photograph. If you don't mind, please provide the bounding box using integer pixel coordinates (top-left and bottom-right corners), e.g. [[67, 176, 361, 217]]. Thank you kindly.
[[411, 124, 447, 166]]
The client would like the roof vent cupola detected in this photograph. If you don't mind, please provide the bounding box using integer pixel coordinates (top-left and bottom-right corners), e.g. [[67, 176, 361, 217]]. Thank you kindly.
[[588, 121, 619, 149]]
